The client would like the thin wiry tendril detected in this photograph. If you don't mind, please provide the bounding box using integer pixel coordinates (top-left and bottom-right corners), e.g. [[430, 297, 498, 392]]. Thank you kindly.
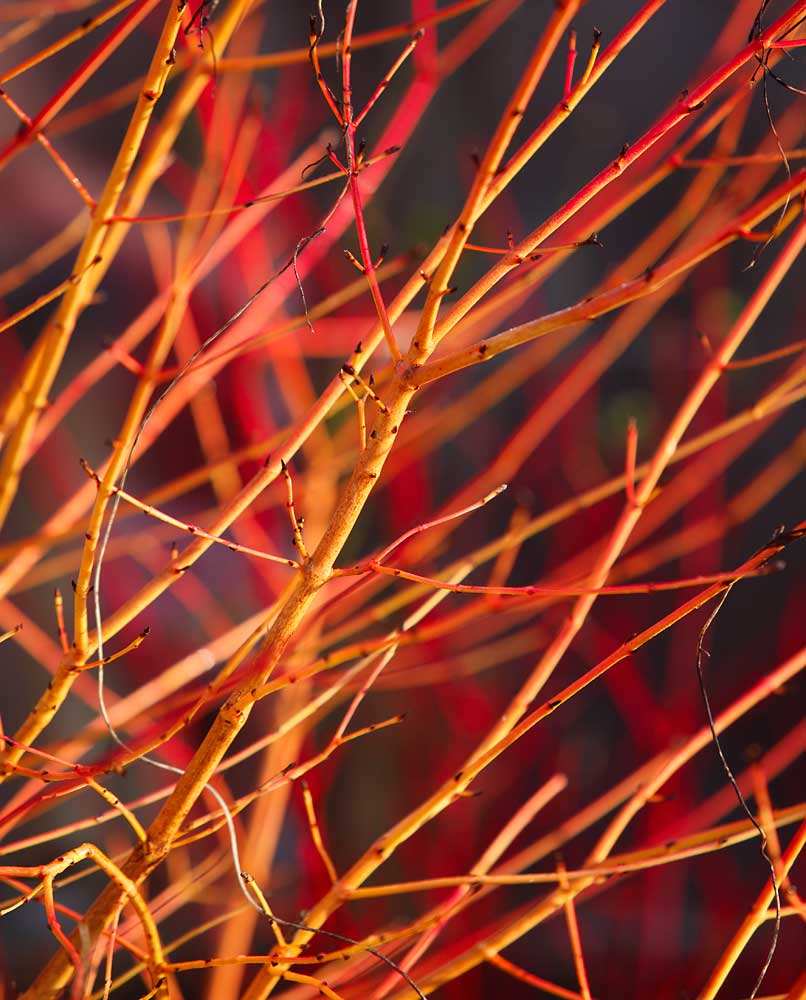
[[89, 185, 425, 996], [746, 1, 806, 267], [696, 582, 780, 1000]]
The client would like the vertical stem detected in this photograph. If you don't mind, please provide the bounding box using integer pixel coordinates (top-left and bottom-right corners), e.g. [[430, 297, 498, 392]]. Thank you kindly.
[[413, 0, 580, 354], [0, 1, 185, 529], [341, 1, 403, 361], [696, 820, 806, 1000]]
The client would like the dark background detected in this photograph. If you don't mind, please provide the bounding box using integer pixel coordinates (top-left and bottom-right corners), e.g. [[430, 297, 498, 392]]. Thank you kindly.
[[0, 1, 804, 997]]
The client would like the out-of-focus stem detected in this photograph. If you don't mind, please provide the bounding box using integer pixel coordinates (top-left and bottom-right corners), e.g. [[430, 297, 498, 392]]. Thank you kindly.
[[0, 0, 184, 528]]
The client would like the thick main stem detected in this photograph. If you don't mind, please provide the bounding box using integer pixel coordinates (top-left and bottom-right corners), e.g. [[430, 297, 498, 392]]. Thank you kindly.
[[20, 359, 417, 996], [242, 209, 806, 1000], [0, 1, 185, 529]]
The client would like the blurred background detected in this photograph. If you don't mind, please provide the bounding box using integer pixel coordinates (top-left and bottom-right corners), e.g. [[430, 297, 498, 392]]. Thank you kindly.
[[0, 1, 804, 997]]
